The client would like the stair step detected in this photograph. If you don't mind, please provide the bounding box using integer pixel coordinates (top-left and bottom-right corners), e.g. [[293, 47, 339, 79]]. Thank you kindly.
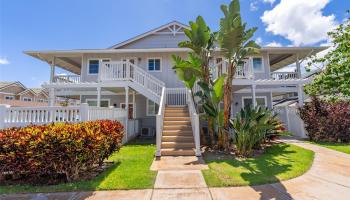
[[165, 112, 189, 117], [163, 121, 191, 126], [163, 130, 192, 136], [161, 142, 195, 148], [164, 117, 190, 121], [163, 125, 192, 131], [161, 148, 195, 156], [162, 135, 194, 142]]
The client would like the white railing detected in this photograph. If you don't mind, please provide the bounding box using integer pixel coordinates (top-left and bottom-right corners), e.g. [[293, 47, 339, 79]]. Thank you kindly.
[[187, 89, 201, 156], [212, 60, 254, 79], [0, 104, 127, 129], [99, 61, 165, 97], [156, 87, 166, 156], [271, 72, 299, 80], [165, 88, 188, 106], [54, 75, 81, 83]]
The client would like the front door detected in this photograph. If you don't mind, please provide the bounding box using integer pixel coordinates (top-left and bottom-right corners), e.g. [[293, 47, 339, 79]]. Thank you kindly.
[[122, 57, 137, 78], [121, 103, 134, 119]]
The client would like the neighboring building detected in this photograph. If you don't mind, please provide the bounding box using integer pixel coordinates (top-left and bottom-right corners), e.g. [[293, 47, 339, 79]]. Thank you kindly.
[[0, 81, 49, 106], [24, 21, 327, 153]]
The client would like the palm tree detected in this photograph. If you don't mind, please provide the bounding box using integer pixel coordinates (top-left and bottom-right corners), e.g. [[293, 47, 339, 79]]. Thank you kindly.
[[218, 0, 260, 150]]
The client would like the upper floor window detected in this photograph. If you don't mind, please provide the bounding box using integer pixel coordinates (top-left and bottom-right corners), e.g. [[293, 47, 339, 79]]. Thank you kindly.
[[5, 96, 14, 100], [252, 57, 264, 72], [23, 97, 32, 102], [148, 58, 161, 72], [88, 59, 110, 74]]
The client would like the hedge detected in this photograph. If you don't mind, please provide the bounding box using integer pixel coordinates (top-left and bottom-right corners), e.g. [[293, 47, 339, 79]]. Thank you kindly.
[[299, 97, 350, 142], [0, 120, 124, 183]]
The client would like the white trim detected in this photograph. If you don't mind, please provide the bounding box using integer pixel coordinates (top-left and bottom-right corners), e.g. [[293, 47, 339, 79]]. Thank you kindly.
[[146, 99, 158, 116], [121, 57, 138, 66], [85, 98, 110, 107], [147, 57, 162, 72], [242, 96, 267, 107], [87, 58, 111, 75], [251, 56, 265, 73], [109, 21, 189, 49]]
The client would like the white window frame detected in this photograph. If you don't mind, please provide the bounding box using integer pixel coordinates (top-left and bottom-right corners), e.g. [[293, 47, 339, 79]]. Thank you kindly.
[[250, 56, 265, 73], [87, 58, 111, 75], [121, 57, 138, 65], [85, 98, 110, 107], [5, 95, 15, 100], [147, 57, 162, 72], [22, 97, 33, 102], [146, 99, 159, 116], [242, 96, 267, 107]]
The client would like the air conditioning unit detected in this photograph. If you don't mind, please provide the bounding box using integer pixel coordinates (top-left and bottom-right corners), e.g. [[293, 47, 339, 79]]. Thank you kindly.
[[141, 127, 155, 137]]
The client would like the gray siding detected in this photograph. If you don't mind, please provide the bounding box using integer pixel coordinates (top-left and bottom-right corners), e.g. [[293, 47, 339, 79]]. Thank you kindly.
[[117, 34, 188, 49]]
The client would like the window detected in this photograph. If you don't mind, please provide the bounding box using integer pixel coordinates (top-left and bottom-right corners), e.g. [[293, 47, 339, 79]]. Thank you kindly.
[[5, 96, 14, 100], [242, 96, 267, 107], [148, 58, 161, 71], [88, 59, 110, 74], [252, 57, 264, 72], [37, 99, 45, 102], [86, 99, 109, 107], [23, 97, 32, 102], [147, 99, 159, 116]]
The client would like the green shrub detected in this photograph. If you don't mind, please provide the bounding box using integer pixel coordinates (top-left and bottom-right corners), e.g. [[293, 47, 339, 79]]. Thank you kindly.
[[0, 120, 124, 183], [230, 106, 286, 157]]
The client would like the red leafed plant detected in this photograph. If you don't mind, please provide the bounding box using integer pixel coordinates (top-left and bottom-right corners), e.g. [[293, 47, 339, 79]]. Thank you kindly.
[[299, 97, 350, 142], [0, 120, 124, 183]]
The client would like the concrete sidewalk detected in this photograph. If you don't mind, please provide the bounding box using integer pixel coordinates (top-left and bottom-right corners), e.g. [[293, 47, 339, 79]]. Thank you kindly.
[[1, 141, 350, 200]]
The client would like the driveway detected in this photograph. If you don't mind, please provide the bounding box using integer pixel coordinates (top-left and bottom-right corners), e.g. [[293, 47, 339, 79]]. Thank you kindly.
[[1, 141, 350, 200]]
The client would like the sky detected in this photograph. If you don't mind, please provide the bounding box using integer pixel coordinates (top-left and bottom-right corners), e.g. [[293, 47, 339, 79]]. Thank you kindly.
[[0, 0, 347, 88]]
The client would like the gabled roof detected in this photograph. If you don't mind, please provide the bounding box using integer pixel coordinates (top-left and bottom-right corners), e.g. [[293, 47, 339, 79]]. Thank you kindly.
[[17, 88, 37, 96], [0, 81, 26, 91], [109, 21, 189, 49]]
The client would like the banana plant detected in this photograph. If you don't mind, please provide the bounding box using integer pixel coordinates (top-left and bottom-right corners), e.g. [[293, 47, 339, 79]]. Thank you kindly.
[[218, 0, 260, 150]]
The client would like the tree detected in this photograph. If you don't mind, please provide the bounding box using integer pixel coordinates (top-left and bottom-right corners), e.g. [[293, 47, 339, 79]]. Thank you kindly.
[[218, 0, 260, 150], [305, 14, 350, 99]]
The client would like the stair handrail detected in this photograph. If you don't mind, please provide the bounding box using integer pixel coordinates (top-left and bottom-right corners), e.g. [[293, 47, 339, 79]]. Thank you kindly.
[[186, 89, 201, 156], [156, 86, 166, 157]]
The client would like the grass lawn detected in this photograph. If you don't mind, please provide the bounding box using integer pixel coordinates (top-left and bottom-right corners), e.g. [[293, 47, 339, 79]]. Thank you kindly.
[[310, 141, 350, 154], [0, 140, 157, 194], [202, 143, 314, 187]]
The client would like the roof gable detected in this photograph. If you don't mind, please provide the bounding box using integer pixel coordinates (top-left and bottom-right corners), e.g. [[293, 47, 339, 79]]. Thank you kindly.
[[109, 21, 189, 49], [0, 81, 26, 91]]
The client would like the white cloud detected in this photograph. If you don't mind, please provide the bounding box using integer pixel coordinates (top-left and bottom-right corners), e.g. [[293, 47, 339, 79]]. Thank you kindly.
[[0, 57, 9, 65], [261, 0, 338, 46], [262, 0, 276, 5], [255, 37, 263, 45], [266, 41, 282, 47], [250, 1, 258, 11]]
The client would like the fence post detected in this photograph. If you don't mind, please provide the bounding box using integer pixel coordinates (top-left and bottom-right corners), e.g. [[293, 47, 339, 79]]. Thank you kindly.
[[284, 106, 290, 131], [0, 105, 9, 129], [80, 103, 89, 122]]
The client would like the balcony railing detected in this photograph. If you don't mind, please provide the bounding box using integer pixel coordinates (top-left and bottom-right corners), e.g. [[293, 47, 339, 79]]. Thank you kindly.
[[211, 60, 254, 79], [270, 72, 299, 80], [53, 75, 81, 83]]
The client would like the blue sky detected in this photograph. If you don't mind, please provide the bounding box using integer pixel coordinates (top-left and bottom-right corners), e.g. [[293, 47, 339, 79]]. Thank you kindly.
[[0, 0, 347, 87]]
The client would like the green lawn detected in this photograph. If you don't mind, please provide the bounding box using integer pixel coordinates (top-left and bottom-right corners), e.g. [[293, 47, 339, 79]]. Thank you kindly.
[[0, 140, 157, 194], [310, 141, 350, 154], [202, 144, 314, 187]]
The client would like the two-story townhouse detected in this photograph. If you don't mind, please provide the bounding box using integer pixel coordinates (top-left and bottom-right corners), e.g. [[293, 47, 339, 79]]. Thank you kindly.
[[24, 21, 327, 155]]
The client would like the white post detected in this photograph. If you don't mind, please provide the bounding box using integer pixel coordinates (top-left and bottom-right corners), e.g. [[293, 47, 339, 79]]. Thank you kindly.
[[48, 88, 55, 106], [80, 103, 89, 121], [296, 54, 301, 79], [97, 87, 101, 107], [298, 84, 304, 107], [251, 84, 257, 107], [284, 106, 290, 131], [124, 86, 129, 141], [50, 57, 55, 83], [0, 105, 8, 129], [132, 91, 135, 119]]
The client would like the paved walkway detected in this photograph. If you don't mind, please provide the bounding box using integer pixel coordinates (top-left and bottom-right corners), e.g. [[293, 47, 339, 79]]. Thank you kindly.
[[2, 141, 350, 200]]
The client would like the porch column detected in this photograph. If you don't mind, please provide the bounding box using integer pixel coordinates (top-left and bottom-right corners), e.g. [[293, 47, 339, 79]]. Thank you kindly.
[[97, 87, 101, 107], [132, 91, 135, 119], [297, 84, 304, 107], [296, 54, 301, 78], [48, 88, 55, 106], [124, 86, 129, 141], [50, 57, 55, 83], [251, 84, 257, 107]]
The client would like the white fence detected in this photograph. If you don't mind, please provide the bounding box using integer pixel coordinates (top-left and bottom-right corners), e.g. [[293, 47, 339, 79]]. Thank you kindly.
[[274, 106, 307, 138]]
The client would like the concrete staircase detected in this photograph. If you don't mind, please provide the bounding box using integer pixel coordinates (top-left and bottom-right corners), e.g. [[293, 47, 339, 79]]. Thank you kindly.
[[161, 106, 195, 156]]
